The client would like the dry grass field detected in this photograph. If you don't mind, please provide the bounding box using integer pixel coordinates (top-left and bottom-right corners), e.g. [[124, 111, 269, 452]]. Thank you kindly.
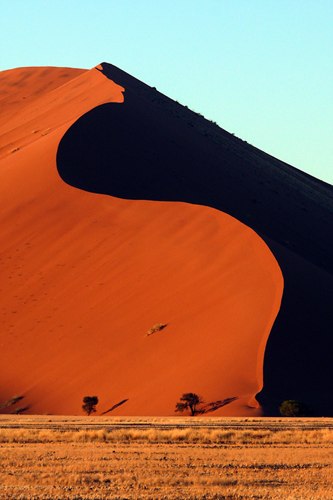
[[1, 416, 333, 499]]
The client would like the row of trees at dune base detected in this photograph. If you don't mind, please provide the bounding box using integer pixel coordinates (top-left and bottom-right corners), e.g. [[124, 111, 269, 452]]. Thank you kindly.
[[174, 395, 311, 417], [81, 394, 203, 416], [81, 394, 310, 417]]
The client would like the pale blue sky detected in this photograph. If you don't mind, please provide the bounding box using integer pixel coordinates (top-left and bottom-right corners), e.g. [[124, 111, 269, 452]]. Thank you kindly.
[[1, 0, 332, 184]]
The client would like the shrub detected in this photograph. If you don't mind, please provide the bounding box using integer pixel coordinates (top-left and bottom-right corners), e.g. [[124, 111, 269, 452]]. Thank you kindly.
[[82, 396, 98, 416], [279, 400, 309, 417], [146, 323, 167, 336], [175, 393, 203, 416]]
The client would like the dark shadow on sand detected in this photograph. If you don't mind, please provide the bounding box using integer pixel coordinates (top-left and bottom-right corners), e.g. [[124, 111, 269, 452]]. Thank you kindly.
[[198, 397, 239, 415], [101, 399, 128, 416]]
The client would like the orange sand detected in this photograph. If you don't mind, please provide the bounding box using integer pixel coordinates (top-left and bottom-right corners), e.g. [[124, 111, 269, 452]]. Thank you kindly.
[[0, 66, 283, 416]]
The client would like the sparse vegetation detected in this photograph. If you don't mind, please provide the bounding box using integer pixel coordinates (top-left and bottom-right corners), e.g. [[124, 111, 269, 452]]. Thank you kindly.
[[1, 415, 333, 499], [146, 323, 168, 336], [82, 396, 98, 416], [175, 392, 203, 416], [279, 400, 309, 417], [1, 424, 333, 445]]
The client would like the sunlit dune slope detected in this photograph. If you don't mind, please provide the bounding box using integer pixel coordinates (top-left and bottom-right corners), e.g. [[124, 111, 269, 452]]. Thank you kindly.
[[0, 66, 126, 159], [0, 66, 85, 117], [0, 66, 282, 416]]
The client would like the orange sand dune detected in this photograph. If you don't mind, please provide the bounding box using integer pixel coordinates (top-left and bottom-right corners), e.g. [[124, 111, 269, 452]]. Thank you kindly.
[[0, 66, 85, 116], [0, 66, 282, 416], [0, 66, 125, 158], [64, 63, 333, 417]]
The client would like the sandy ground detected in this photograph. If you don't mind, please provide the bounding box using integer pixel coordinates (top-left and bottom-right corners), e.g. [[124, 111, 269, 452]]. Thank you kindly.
[[1, 416, 333, 499]]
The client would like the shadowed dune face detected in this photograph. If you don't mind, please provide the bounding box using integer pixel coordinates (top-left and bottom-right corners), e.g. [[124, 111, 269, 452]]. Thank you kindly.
[[57, 97, 217, 202], [0, 65, 283, 416]]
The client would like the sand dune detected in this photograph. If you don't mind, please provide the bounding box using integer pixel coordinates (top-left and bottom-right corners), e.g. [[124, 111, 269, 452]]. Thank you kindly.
[[0, 65, 284, 416], [57, 63, 333, 415], [1, 62, 332, 415]]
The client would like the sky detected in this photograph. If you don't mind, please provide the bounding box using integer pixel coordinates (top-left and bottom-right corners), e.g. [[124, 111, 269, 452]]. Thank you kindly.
[[1, 0, 332, 184]]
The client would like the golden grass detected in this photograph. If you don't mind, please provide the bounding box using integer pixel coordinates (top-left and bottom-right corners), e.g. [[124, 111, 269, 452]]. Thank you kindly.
[[1, 426, 333, 445], [1, 416, 333, 499]]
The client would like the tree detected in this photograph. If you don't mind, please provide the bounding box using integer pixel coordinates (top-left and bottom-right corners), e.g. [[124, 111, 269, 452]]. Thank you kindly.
[[279, 400, 309, 417], [175, 392, 203, 416], [82, 396, 98, 416]]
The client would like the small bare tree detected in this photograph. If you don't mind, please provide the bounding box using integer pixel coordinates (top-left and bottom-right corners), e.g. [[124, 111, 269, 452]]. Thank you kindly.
[[175, 392, 203, 416]]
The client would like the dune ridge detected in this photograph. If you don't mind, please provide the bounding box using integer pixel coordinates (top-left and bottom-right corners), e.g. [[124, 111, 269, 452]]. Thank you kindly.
[[0, 65, 283, 416]]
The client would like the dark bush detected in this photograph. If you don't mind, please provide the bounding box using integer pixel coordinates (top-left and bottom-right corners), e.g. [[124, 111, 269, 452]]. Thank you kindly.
[[279, 400, 309, 417], [82, 396, 98, 416], [175, 392, 203, 416]]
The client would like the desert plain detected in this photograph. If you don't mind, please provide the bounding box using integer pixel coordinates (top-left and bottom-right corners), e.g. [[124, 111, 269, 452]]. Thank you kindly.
[[1, 415, 333, 499]]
